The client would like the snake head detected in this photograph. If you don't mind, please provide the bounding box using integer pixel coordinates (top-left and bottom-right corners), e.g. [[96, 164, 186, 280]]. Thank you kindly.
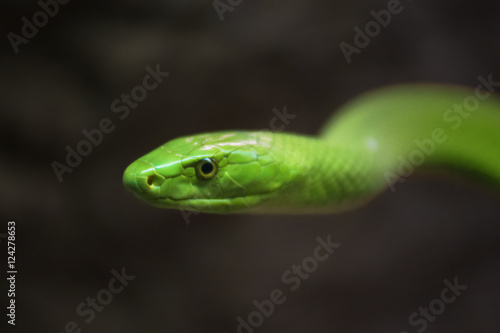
[[123, 131, 284, 213]]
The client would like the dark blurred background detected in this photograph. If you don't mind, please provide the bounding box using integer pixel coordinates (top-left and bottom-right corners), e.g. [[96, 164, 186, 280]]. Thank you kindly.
[[1, 0, 500, 332]]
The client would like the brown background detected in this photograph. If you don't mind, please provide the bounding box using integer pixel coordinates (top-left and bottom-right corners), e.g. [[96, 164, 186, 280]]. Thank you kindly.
[[1, 0, 500, 332]]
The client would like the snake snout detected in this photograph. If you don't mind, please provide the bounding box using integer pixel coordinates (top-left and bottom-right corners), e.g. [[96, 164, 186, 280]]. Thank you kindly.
[[123, 165, 140, 194], [123, 161, 164, 199]]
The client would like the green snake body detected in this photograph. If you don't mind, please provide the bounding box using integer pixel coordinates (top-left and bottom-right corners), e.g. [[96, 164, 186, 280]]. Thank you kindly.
[[123, 84, 500, 214]]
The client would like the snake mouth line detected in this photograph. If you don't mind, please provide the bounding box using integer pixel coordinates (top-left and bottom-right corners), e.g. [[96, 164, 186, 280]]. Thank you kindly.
[[157, 193, 270, 203], [151, 193, 274, 212]]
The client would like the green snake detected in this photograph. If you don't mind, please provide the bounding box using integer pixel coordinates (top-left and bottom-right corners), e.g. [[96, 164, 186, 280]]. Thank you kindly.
[[123, 83, 500, 214]]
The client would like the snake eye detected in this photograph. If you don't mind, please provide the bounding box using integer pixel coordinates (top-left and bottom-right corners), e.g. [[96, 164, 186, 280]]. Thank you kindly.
[[195, 158, 218, 180]]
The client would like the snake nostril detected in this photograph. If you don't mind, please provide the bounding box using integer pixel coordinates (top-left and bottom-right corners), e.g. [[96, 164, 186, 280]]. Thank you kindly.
[[146, 174, 165, 188], [147, 175, 155, 187]]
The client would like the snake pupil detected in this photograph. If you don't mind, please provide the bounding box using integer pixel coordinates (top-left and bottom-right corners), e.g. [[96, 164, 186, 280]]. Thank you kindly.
[[201, 162, 213, 174]]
